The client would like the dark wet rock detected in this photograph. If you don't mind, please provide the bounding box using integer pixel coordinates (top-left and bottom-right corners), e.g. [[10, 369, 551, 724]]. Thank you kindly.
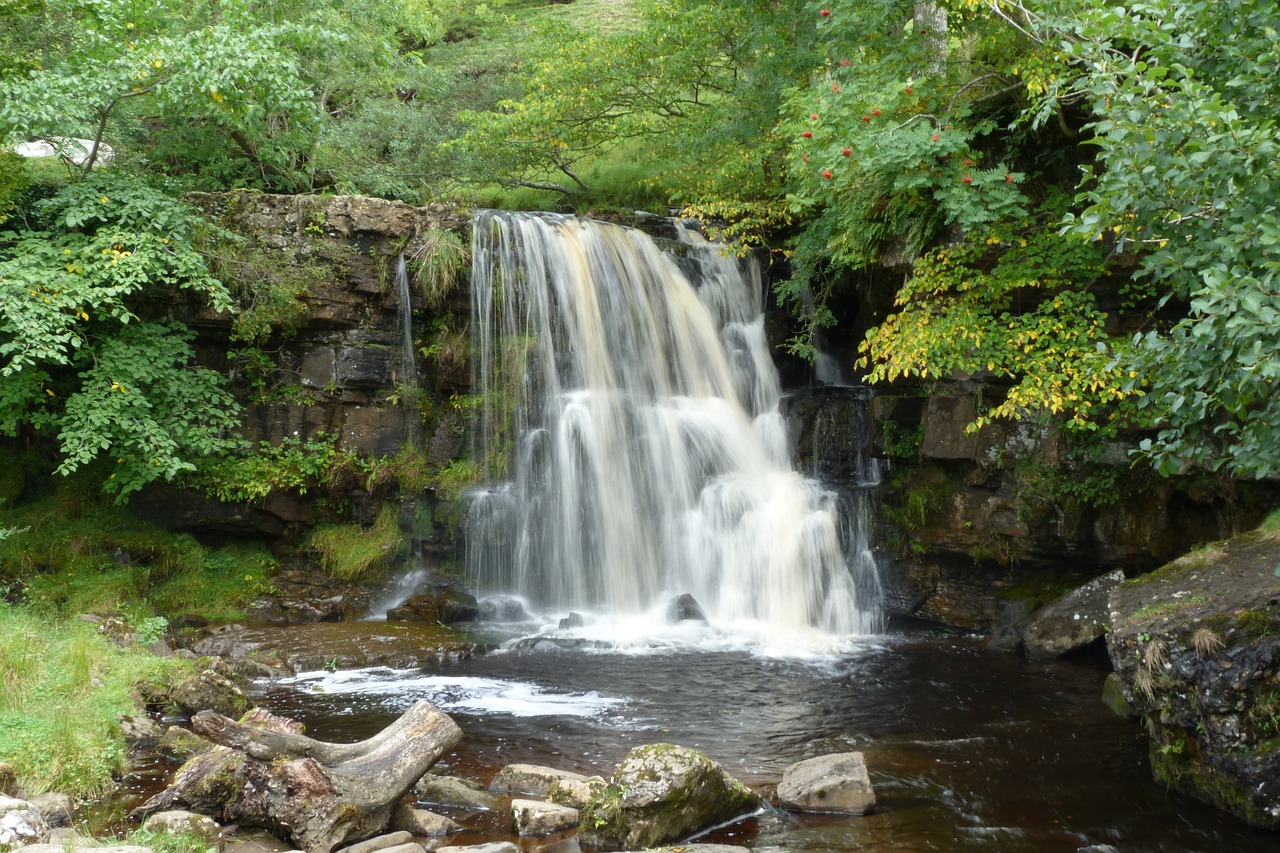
[[187, 624, 261, 659], [1106, 526, 1280, 829], [985, 599, 1040, 653], [438, 589, 478, 624], [776, 752, 876, 815], [26, 794, 73, 829], [558, 612, 584, 630], [413, 775, 500, 811], [248, 569, 371, 624], [488, 764, 587, 797], [579, 743, 759, 850], [634, 847, 750, 853], [665, 593, 706, 623], [511, 799, 579, 836], [477, 596, 531, 623], [1022, 570, 1125, 659], [389, 805, 460, 837], [142, 810, 224, 842], [196, 622, 480, 673], [1100, 673, 1138, 720], [170, 669, 251, 719], [219, 656, 290, 682], [387, 594, 439, 623], [780, 386, 877, 484]]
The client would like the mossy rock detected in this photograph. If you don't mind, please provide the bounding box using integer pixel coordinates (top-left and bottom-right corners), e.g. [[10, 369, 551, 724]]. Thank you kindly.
[[578, 743, 758, 850]]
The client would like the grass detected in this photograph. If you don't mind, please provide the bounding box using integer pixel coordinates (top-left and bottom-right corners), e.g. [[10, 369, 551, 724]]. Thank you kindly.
[[309, 502, 406, 582], [1259, 508, 1280, 534], [0, 606, 191, 796]]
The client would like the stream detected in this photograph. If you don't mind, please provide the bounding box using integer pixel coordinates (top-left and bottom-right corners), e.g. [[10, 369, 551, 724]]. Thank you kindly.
[[238, 622, 1277, 853]]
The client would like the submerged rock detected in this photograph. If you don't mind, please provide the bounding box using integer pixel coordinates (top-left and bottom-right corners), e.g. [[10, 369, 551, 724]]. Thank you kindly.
[[578, 743, 758, 850], [413, 775, 500, 811], [776, 752, 876, 815], [1106, 525, 1280, 829], [477, 596, 532, 623], [1022, 570, 1125, 659]]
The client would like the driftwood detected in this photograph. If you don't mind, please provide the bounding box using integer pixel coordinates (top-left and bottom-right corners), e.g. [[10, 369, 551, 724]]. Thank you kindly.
[[136, 701, 462, 853]]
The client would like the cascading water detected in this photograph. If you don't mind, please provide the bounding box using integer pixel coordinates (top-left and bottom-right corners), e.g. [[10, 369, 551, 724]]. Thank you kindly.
[[466, 211, 883, 640], [366, 253, 426, 619]]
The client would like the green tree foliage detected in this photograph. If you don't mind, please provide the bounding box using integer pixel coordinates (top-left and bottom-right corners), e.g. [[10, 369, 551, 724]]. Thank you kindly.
[[1047, 0, 1280, 477], [0, 176, 241, 498]]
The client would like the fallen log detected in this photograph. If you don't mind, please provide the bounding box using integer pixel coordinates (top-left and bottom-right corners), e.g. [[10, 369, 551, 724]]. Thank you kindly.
[[136, 701, 462, 853]]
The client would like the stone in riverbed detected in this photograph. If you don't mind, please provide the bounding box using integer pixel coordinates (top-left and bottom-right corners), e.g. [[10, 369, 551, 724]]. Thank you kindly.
[[547, 775, 608, 809], [510, 799, 579, 836], [414, 775, 499, 811], [776, 752, 876, 815], [488, 763, 587, 796], [169, 669, 251, 719], [119, 713, 164, 748], [389, 804, 460, 837], [142, 810, 223, 842], [435, 844, 518, 853], [26, 794, 73, 829], [578, 743, 758, 850], [332, 831, 413, 853], [1021, 570, 1125, 660]]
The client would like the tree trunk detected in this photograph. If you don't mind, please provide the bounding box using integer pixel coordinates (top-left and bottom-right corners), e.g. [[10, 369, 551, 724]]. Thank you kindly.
[[914, 1, 949, 77], [136, 702, 462, 853]]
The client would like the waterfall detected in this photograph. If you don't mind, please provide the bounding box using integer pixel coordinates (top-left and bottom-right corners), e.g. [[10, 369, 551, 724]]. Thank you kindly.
[[466, 211, 883, 638], [393, 253, 421, 449]]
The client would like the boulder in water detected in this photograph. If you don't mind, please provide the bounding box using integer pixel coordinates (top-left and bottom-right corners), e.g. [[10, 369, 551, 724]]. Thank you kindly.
[[665, 593, 707, 623], [558, 612, 584, 630], [141, 810, 223, 843], [510, 799, 579, 836], [413, 775, 500, 811], [488, 764, 588, 797], [477, 596, 532, 623], [389, 805, 460, 837], [386, 594, 439, 623], [578, 743, 758, 850], [776, 752, 876, 815], [1022, 570, 1125, 659]]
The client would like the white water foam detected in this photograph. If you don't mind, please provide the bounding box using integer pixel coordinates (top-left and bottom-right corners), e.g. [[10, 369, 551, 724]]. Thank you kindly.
[[277, 668, 626, 719]]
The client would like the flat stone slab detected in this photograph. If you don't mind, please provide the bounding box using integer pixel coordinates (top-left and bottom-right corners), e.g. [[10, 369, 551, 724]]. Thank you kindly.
[[389, 805, 460, 837], [777, 751, 876, 815], [1022, 570, 1125, 659], [488, 763, 587, 796], [511, 798, 579, 836], [333, 831, 414, 853], [414, 775, 500, 810], [435, 844, 519, 853]]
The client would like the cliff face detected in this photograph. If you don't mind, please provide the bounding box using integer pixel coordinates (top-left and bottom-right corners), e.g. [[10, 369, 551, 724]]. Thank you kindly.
[[143, 193, 1276, 628], [133, 191, 472, 540]]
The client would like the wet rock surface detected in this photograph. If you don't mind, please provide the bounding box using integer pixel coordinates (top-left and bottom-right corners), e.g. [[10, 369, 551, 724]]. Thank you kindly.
[[1022, 569, 1125, 659], [1106, 526, 1280, 829], [182, 621, 482, 672]]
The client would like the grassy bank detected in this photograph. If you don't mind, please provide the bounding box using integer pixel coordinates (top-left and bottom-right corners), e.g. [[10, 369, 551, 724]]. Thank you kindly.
[[0, 606, 191, 796]]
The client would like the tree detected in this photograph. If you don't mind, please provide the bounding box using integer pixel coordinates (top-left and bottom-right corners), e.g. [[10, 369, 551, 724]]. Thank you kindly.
[[1049, 0, 1280, 477], [0, 175, 242, 499]]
